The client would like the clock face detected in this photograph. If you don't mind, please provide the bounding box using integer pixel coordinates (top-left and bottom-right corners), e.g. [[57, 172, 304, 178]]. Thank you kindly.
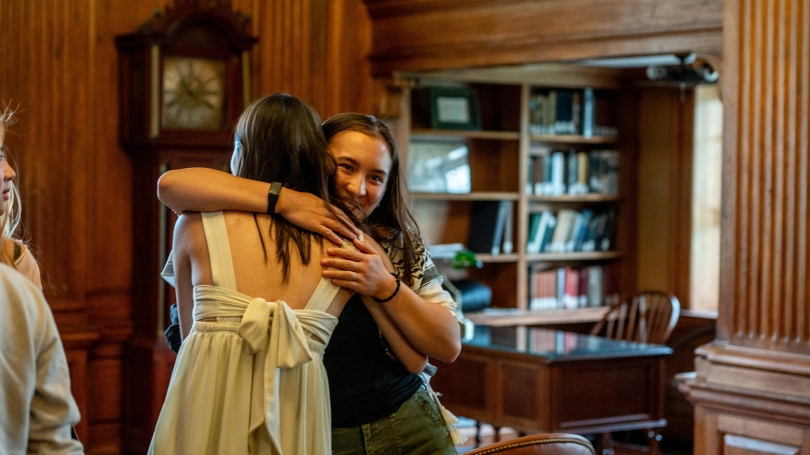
[[161, 57, 226, 130]]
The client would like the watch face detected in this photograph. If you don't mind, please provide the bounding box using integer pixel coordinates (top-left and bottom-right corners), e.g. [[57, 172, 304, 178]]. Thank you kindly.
[[162, 57, 226, 130]]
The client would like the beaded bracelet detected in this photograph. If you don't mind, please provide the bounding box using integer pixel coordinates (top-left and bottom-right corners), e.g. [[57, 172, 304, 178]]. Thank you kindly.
[[373, 273, 401, 303]]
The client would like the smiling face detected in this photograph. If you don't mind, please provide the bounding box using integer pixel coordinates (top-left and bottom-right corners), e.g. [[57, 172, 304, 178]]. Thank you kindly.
[[0, 124, 16, 217], [329, 130, 393, 218]]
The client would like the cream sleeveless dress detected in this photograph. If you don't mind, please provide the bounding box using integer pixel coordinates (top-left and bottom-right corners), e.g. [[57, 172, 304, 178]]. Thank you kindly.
[[149, 211, 341, 455]]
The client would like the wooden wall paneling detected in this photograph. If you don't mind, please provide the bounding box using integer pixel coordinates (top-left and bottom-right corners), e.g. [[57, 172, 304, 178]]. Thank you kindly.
[[614, 89, 641, 300], [364, 0, 723, 75], [253, 0, 371, 117], [634, 87, 694, 307], [3, 0, 92, 309], [84, 3, 161, 451], [323, 0, 372, 116]]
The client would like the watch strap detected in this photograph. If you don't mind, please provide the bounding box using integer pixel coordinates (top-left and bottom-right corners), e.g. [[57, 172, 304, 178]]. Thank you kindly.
[[267, 181, 283, 215]]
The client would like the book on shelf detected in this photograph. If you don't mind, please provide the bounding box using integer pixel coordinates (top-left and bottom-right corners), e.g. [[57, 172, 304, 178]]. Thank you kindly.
[[565, 151, 579, 195], [533, 151, 546, 195], [527, 210, 556, 254], [529, 209, 615, 254], [585, 265, 604, 307], [529, 87, 617, 137], [600, 150, 619, 196], [547, 209, 578, 253], [552, 89, 579, 135], [529, 265, 557, 310], [597, 209, 616, 251], [466, 200, 512, 255], [581, 87, 595, 138], [501, 201, 514, 254], [426, 243, 465, 260], [528, 143, 552, 195], [527, 264, 619, 311], [576, 151, 589, 193], [562, 266, 579, 309], [526, 149, 617, 197], [550, 150, 566, 196], [566, 209, 593, 252]]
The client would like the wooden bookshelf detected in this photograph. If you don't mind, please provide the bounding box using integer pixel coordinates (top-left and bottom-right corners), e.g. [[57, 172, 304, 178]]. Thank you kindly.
[[412, 191, 519, 201], [474, 253, 519, 263], [403, 71, 635, 318], [529, 134, 617, 144], [413, 128, 520, 141], [528, 194, 620, 203], [525, 251, 622, 262]]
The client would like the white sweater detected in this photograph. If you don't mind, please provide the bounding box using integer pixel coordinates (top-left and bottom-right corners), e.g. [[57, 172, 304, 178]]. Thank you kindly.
[[0, 263, 83, 454]]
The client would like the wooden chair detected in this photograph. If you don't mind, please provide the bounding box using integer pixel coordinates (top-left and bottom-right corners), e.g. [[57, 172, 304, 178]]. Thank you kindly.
[[465, 433, 596, 455], [590, 291, 680, 344], [589, 291, 681, 455]]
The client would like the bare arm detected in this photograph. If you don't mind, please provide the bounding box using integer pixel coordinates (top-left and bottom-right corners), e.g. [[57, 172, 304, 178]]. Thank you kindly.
[[158, 167, 359, 244], [171, 213, 199, 340], [158, 167, 268, 214], [360, 296, 428, 374], [322, 236, 461, 364]]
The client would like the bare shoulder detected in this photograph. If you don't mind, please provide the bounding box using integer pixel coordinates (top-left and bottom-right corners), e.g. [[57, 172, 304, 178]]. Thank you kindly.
[[222, 210, 270, 225], [222, 211, 274, 238], [172, 212, 204, 249]]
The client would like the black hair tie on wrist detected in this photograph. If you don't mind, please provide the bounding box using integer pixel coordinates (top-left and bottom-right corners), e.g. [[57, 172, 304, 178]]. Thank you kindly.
[[373, 273, 401, 303]]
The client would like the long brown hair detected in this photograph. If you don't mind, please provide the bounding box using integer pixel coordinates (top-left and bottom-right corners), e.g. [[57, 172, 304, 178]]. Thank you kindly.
[[322, 113, 420, 286], [0, 107, 22, 269], [233, 93, 335, 281]]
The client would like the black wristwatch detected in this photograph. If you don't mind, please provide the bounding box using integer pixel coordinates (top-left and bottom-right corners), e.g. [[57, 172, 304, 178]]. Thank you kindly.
[[267, 181, 283, 215]]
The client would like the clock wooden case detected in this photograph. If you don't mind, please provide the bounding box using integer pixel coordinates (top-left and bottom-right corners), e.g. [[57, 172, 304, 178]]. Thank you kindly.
[[115, 1, 256, 451]]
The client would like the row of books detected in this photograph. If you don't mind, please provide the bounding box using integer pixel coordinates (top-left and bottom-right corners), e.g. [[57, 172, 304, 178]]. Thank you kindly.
[[528, 87, 619, 137], [528, 264, 620, 310], [527, 148, 619, 196], [466, 200, 514, 255], [527, 209, 615, 254]]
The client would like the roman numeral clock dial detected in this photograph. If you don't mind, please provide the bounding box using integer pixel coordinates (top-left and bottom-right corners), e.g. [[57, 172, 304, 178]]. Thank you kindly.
[[161, 57, 226, 130]]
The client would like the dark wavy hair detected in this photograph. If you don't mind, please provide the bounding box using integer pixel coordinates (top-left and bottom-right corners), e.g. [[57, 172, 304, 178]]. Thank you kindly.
[[322, 113, 420, 286], [233, 93, 335, 281]]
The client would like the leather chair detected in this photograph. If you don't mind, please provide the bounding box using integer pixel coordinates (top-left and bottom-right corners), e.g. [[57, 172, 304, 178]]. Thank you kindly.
[[465, 433, 595, 455]]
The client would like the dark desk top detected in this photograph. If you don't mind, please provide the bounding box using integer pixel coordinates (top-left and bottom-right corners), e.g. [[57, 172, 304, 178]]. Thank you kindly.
[[464, 328, 672, 362]]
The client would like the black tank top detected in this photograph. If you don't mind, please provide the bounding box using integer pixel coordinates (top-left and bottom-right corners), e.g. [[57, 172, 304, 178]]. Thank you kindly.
[[324, 294, 422, 427]]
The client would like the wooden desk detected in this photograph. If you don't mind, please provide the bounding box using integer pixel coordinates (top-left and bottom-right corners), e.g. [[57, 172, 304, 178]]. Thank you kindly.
[[431, 329, 672, 451]]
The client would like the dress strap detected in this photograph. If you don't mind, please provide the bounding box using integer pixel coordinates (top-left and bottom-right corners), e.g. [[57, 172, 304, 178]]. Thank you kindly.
[[200, 211, 238, 291], [302, 239, 357, 313], [303, 277, 343, 313]]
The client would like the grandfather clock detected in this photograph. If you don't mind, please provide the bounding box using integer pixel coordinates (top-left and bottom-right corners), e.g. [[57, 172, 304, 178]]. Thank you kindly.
[[115, 1, 255, 451]]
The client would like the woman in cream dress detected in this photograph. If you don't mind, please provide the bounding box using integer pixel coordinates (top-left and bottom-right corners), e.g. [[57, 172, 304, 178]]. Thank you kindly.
[[149, 93, 355, 454]]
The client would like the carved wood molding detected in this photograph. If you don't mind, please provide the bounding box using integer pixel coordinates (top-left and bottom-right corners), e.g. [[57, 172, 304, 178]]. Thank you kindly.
[[678, 341, 810, 427], [364, 0, 723, 75]]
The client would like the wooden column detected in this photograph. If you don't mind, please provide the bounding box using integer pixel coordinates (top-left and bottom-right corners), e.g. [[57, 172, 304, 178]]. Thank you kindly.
[[678, 0, 810, 453]]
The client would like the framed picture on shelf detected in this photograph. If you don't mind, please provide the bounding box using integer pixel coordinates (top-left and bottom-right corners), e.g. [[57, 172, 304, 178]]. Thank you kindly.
[[428, 87, 481, 130], [407, 139, 471, 193]]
